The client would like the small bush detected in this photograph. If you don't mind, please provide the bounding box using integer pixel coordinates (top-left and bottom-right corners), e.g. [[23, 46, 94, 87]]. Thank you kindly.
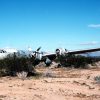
[[43, 68, 55, 78], [55, 54, 100, 68], [94, 76, 100, 84], [0, 56, 34, 76]]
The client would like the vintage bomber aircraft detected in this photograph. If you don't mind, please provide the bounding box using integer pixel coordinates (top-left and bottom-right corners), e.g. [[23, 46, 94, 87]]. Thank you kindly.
[[0, 47, 100, 66]]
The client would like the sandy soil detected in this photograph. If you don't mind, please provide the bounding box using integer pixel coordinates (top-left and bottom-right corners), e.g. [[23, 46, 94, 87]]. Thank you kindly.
[[0, 67, 100, 100]]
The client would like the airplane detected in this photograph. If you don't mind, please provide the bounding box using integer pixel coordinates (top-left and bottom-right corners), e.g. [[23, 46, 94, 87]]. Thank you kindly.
[[0, 46, 100, 77]]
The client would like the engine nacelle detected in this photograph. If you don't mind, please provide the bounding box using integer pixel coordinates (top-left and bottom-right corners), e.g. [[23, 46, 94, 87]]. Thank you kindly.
[[31, 52, 42, 60], [45, 58, 52, 66], [55, 48, 68, 56]]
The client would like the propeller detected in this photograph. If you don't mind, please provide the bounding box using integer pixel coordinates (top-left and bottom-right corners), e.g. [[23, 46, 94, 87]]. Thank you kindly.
[[32, 47, 42, 59], [36, 47, 41, 52], [33, 47, 41, 53]]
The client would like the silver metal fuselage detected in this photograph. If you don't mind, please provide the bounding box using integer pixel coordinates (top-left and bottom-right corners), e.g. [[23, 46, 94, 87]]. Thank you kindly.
[[0, 48, 18, 59]]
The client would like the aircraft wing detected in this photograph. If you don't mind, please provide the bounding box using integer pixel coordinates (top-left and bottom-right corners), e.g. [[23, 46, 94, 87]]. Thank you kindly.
[[68, 48, 100, 54], [42, 53, 56, 61]]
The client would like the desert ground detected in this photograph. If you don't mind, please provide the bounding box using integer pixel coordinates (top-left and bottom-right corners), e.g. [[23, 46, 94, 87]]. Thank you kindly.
[[0, 67, 100, 100]]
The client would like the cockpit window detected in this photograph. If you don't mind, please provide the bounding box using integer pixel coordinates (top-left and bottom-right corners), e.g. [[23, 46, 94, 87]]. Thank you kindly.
[[0, 50, 7, 53]]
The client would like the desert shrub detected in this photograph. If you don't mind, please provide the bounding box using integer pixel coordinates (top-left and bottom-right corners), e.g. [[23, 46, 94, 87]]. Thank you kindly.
[[55, 54, 100, 68], [94, 76, 100, 84], [0, 56, 33, 76]]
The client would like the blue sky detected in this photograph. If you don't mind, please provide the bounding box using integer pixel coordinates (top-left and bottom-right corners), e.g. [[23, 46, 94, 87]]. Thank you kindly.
[[0, 0, 100, 51]]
